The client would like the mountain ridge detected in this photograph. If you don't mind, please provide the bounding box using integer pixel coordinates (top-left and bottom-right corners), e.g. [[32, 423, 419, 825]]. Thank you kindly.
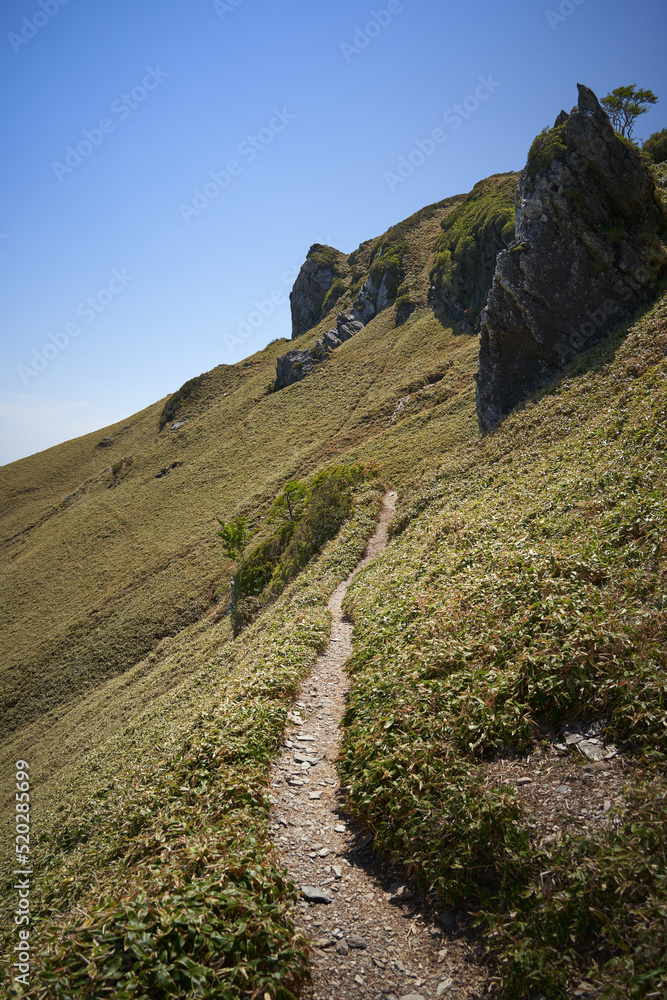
[[2, 85, 667, 999]]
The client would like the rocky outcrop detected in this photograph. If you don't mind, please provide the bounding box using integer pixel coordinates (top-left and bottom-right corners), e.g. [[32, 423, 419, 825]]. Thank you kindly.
[[355, 274, 392, 323], [354, 245, 403, 324], [290, 244, 348, 338], [336, 311, 364, 341], [476, 84, 667, 432], [429, 173, 517, 330], [274, 349, 325, 391], [274, 313, 365, 391]]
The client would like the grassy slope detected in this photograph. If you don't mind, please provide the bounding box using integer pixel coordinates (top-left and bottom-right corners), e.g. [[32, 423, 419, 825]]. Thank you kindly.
[[1, 484, 384, 999], [3, 162, 665, 997], [0, 192, 480, 999], [0, 185, 482, 753], [0, 307, 479, 780], [0, 212, 475, 742], [340, 288, 667, 998]]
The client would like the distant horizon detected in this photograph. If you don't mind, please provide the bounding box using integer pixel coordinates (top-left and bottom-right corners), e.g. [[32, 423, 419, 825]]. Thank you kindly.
[[2, 0, 666, 466]]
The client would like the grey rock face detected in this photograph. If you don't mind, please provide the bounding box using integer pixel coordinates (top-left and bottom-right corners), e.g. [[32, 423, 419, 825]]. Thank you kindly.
[[337, 311, 364, 341], [319, 329, 342, 350], [356, 275, 379, 323], [376, 274, 391, 312], [476, 84, 667, 432], [428, 173, 517, 331], [274, 349, 323, 390], [290, 244, 347, 338], [274, 351, 317, 390]]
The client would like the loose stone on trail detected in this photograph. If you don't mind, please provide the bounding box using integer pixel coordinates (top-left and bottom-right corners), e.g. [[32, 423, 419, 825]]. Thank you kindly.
[[300, 886, 333, 904]]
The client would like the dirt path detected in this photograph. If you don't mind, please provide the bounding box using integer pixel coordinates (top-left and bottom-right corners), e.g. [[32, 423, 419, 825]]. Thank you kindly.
[[269, 492, 489, 1000]]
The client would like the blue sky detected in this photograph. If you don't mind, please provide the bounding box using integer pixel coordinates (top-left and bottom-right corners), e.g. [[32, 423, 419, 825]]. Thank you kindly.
[[1, 0, 665, 465]]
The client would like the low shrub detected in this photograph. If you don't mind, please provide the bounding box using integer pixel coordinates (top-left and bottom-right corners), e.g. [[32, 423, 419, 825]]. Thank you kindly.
[[223, 464, 375, 633], [526, 122, 568, 176], [644, 127, 667, 164]]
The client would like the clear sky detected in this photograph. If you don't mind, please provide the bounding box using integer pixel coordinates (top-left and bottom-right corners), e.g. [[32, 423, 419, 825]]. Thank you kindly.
[[1, 0, 665, 465]]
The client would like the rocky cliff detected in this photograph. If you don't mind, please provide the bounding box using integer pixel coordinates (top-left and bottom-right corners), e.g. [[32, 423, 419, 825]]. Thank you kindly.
[[429, 173, 517, 330], [289, 244, 349, 338], [288, 197, 466, 342], [476, 84, 667, 431]]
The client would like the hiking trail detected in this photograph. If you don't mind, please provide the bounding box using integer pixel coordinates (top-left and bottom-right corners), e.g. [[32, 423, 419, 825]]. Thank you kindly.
[[269, 491, 488, 1000]]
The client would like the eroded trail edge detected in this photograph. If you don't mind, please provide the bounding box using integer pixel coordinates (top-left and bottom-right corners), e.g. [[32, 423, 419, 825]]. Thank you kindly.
[[269, 492, 488, 1000]]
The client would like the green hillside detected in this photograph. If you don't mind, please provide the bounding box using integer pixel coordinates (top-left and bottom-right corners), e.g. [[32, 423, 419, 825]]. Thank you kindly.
[[0, 292, 476, 745], [341, 288, 667, 998], [1, 160, 666, 999]]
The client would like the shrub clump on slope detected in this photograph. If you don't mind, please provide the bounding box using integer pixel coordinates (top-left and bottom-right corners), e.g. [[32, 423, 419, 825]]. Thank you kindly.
[[0, 483, 383, 1000], [339, 291, 667, 998], [643, 127, 667, 164], [230, 464, 371, 629]]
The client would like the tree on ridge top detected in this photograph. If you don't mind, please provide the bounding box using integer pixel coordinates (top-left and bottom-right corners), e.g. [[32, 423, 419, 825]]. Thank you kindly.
[[601, 84, 658, 140]]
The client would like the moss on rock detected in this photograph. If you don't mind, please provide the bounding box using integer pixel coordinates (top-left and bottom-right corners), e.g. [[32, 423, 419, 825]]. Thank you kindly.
[[429, 173, 517, 326]]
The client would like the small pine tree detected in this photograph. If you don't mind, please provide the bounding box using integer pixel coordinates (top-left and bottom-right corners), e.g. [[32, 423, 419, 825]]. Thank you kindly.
[[267, 481, 307, 524], [216, 515, 247, 562], [601, 85, 658, 140]]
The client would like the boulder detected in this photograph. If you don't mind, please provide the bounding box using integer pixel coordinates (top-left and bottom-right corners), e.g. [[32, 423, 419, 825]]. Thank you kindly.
[[318, 329, 342, 351], [336, 311, 364, 341], [274, 349, 322, 391], [476, 84, 667, 432]]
